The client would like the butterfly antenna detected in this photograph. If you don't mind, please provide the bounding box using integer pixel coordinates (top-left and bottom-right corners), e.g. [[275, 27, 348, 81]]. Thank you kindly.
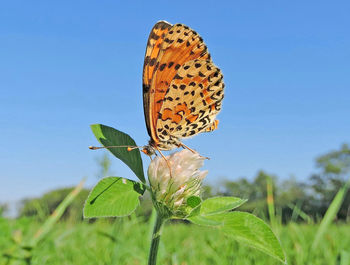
[[88, 145, 145, 152]]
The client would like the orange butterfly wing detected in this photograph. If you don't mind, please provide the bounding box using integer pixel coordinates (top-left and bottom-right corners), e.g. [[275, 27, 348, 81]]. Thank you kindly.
[[143, 21, 211, 145], [143, 21, 172, 141]]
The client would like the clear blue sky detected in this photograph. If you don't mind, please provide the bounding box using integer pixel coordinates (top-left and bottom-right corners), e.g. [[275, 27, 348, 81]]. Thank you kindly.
[[1, 1, 349, 203]]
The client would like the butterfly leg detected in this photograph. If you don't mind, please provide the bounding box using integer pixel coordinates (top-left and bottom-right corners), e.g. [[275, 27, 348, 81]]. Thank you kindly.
[[179, 143, 210, 160], [155, 147, 173, 178]]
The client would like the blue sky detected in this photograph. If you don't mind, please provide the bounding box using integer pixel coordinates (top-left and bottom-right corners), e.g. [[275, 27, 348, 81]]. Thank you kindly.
[[1, 1, 349, 203]]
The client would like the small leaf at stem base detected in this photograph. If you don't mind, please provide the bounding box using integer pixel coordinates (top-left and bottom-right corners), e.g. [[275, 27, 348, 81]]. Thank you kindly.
[[84, 177, 145, 218]]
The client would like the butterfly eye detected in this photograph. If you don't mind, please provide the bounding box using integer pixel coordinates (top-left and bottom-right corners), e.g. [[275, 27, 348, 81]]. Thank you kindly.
[[142, 146, 155, 156]]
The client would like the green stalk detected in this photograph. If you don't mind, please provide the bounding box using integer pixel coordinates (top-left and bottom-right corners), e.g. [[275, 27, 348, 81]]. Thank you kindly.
[[4, 179, 86, 265], [29, 178, 86, 247], [148, 212, 165, 265], [311, 177, 350, 250], [266, 177, 276, 231]]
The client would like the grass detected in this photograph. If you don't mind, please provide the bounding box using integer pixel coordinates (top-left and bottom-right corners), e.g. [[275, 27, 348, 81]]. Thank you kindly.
[[1, 176, 349, 264], [1, 217, 350, 265]]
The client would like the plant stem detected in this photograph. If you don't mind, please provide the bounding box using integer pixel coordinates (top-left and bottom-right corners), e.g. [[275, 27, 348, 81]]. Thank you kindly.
[[148, 212, 165, 265]]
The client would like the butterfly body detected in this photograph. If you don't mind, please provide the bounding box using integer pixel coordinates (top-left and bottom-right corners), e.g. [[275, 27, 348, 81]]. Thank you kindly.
[[142, 21, 224, 156]]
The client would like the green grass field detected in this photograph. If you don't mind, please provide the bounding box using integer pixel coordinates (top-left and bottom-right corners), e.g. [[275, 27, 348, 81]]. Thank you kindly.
[[1, 217, 350, 265]]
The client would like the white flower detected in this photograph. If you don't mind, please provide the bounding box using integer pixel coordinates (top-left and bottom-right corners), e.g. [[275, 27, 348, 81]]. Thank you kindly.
[[148, 149, 208, 217]]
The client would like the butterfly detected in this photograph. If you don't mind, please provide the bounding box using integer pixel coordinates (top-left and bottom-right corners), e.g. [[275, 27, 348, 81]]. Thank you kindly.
[[141, 21, 224, 157], [90, 21, 224, 161]]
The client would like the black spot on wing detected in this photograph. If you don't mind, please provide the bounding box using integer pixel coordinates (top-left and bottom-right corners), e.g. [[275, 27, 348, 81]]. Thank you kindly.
[[143, 84, 150, 93], [150, 58, 156, 66]]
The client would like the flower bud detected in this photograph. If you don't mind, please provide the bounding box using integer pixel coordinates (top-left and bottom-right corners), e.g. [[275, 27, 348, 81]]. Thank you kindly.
[[148, 149, 208, 218]]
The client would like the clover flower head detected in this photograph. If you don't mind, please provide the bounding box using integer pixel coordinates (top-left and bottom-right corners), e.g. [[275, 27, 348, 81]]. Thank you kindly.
[[148, 149, 208, 217]]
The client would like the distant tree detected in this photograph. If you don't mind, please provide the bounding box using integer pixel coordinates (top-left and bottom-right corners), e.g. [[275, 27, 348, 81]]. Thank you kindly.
[[201, 184, 214, 199], [96, 153, 112, 178], [278, 177, 307, 205], [19, 187, 90, 221], [222, 171, 276, 199], [276, 177, 310, 222], [252, 170, 277, 201], [221, 177, 254, 199], [310, 143, 350, 219], [218, 171, 278, 219], [0, 203, 8, 217]]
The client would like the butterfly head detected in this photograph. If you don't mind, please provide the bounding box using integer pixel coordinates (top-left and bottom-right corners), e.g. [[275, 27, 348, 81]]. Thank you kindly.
[[142, 145, 156, 156]]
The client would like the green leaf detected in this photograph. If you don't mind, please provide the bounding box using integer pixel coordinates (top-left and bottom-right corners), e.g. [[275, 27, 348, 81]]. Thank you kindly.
[[84, 177, 145, 218], [205, 212, 286, 264], [199, 196, 247, 215], [90, 124, 145, 182], [187, 215, 223, 226], [187, 196, 201, 208], [185, 196, 202, 218], [187, 196, 246, 219], [189, 211, 286, 263]]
